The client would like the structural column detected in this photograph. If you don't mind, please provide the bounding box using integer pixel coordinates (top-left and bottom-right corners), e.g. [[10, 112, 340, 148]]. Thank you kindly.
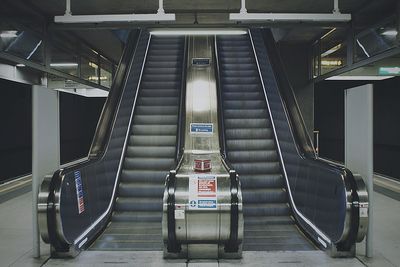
[[344, 84, 373, 258], [32, 85, 60, 257]]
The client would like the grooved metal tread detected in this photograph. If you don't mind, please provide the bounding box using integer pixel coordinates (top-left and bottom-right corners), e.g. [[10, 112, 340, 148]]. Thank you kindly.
[[90, 36, 184, 251], [217, 35, 315, 252]]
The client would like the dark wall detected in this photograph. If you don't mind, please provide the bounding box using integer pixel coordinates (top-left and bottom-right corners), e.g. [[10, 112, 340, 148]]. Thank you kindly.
[[315, 77, 400, 179], [278, 42, 314, 136], [59, 93, 105, 164], [0, 79, 32, 182], [0, 78, 105, 183]]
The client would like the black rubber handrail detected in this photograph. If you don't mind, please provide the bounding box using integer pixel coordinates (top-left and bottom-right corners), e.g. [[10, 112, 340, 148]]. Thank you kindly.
[[175, 36, 188, 162]]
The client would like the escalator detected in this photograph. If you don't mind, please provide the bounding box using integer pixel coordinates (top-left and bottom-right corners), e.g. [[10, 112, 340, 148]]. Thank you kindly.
[[217, 34, 315, 251], [215, 29, 367, 255], [38, 30, 187, 255], [39, 28, 367, 259], [90, 36, 185, 250]]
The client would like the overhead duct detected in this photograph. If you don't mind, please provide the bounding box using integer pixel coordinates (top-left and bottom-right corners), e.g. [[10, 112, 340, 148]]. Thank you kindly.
[[54, 0, 175, 23], [230, 0, 351, 22]]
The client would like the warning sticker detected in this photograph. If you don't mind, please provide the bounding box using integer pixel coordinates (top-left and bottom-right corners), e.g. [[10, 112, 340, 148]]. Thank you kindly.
[[74, 170, 85, 214], [188, 174, 217, 210]]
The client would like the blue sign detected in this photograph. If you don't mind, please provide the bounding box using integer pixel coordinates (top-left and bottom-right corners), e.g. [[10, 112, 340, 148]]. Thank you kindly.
[[198, 199, 217, 209], [190, 123, 213, 134]]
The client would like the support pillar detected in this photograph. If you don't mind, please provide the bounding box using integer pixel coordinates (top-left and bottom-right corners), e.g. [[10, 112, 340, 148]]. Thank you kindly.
[[344, 84, 373, 258], [32, 85, 60, 258]]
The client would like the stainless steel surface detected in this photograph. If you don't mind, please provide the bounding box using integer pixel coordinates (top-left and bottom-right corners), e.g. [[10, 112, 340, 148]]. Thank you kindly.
[[163, 35, 242, 259], [353, 174, 369, 242]]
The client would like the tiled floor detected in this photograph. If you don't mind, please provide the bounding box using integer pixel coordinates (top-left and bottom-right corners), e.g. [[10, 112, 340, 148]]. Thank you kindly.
[[1, 191, 399, 266]]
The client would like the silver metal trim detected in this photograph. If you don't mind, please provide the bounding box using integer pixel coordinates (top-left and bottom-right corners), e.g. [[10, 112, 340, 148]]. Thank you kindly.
[[248, 29, 333, 245]]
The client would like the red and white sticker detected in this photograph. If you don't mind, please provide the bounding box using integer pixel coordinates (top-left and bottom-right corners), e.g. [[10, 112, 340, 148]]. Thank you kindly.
[[188, 174, 217, 210]]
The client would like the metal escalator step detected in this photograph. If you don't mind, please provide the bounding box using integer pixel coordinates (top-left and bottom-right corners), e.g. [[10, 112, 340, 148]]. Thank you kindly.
[[146, 61, 182, 68], [133, 114, 178, 125], [224, 109, 267, 119], [242, 188, 287, 204], [223, 100, 266, 110], [118, 183, 164, 198], [243, 203, 291, 217], [105, 221, 161, 232], [135, 105, 178, 115], [129, 135, 176, 146], [123, 157, 175, 170], [239, 174, 284, 188], [131, 124, 177, 135], [222, 84, 261, 92], [136, 97, 179, 106], [140, 81, 180, 89], [126, 145, 176, 158], [226, 139, 275, 151], [120, 170, 168, 183], [223, 91, 263, 100], [115, 197, 162, 212], [224, 118, 270, 128], [221, 77, 260, 84], [227, 150, 278, 162], [225, 128, 273, 139], [140, 89, 179, 98], [244, 215, 294, 226], [232, 161, 280, 174], [112, 211, 162, 222], [141, 73, 180, 82]]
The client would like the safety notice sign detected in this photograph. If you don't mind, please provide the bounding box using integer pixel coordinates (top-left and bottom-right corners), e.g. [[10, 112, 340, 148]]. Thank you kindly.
[[188, 174, 217, 210]]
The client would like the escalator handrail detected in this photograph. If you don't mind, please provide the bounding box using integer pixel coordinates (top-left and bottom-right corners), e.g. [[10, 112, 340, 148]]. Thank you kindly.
[[175, 36, 188, 162], [214, 35, 227, 159], [43, 30, 152, 249], [247, 28, 357, 247], [89, 30, 140, 158]]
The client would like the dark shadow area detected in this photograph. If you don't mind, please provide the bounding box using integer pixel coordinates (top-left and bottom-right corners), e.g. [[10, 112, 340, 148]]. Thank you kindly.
[[315, 77, 400, 180], [60, 92, 105, 164], [0, 79, 32, 182], [0, 78, 106, 183]]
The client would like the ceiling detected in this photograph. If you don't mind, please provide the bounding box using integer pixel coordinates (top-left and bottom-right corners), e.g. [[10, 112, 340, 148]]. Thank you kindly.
[[0, 0, 396, 64]]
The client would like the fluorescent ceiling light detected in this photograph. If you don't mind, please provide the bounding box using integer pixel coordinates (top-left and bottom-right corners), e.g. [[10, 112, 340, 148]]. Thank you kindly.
[[320, 28, 336, 40], [50, 63, 78, 67], [379, 67, 400, 75], [326, 75, 394, 81], [150, 29, 247, 36], [16, 64, 26, 67], [0, 31, 18, 38], [88, 76, 108, 81], [55, 13, 175, 23], [381, 29, 398, 36], [229, 13, 351, 22], [321, 44, 342, 57], [321, 60, 342, 66]]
